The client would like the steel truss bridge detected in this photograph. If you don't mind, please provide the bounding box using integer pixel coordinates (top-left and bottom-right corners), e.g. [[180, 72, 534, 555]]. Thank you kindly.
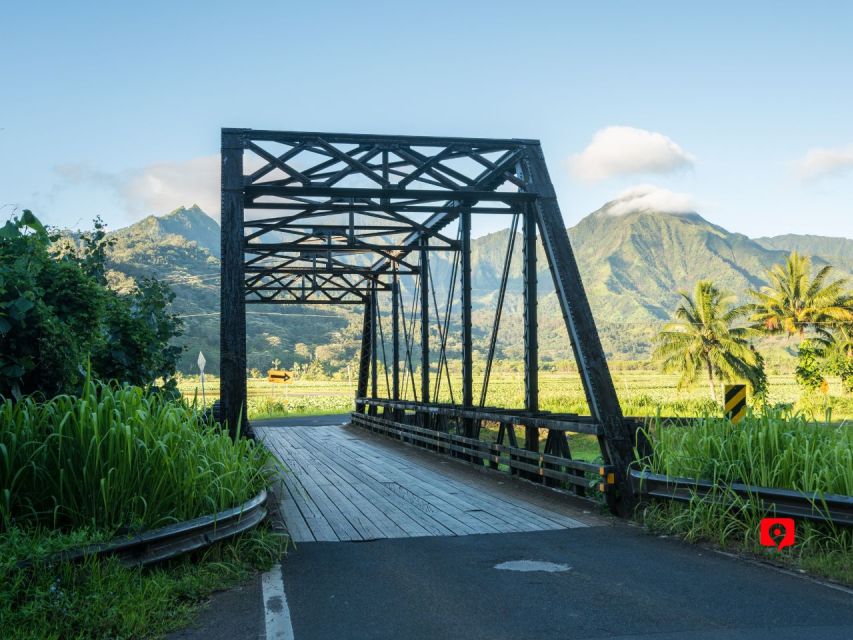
[[219, 128, 644, 513]]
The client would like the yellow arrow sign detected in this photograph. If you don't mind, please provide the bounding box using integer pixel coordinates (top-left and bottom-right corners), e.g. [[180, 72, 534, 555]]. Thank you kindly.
[[268, 369, 292, 384]]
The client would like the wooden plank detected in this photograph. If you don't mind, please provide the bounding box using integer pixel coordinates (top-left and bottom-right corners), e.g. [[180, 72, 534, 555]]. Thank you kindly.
[[260, 431, 342, 542], [277, 428, 452, 539], [271, 438, 368, 541], [306, 430, 492, 535], [295, 459, 386, 540], [275, 429, 407, 539], [352, 447, 558, 533], [290, 428, 467, 536], [273, 479, 315, 543], [260, 424, 589, 541], [349, 419, 589, 526], [343, 426, 588, 530], [279, 429, 441, 538], [317, 428, 540, 534]]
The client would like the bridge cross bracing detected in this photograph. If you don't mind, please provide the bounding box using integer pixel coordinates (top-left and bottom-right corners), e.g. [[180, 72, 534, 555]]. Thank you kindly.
[[219, 129, 644, 514]]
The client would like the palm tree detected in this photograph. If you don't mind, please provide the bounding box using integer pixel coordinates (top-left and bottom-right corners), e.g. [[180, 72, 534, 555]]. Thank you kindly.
[[653, 280, 762, 402], [749, 251, 853, 340], [823, 323, 853, 393]]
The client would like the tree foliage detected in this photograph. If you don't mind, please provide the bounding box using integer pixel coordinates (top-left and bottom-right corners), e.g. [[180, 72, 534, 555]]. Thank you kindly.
[[653, 280, 764, 402], [749, 252, 853, 392], [0, 211, 183, 399], [823, 324, 853, 393], [748, 251, 853, 339]]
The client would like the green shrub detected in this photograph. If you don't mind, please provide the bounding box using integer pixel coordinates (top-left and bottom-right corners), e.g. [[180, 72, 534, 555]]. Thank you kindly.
[[0, 377, 273, 532], [0, 211, 183, 398]]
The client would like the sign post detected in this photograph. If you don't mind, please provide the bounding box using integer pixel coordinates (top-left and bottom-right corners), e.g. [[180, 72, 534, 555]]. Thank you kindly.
[[197, 351, 207, 407]]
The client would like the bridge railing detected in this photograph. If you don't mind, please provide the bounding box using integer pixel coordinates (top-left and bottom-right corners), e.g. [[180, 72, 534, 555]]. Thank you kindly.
[[352, 397, 620, 499]]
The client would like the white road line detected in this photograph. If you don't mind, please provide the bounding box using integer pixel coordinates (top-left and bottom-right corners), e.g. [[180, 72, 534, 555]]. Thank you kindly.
[[261, 563, 295, 640]]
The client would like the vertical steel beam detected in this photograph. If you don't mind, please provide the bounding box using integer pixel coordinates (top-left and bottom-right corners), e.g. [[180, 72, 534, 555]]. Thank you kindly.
[[370, 285, 378, 400], [356, 295, 373, 411], [461, 210, 473, 408], [522, 204, 540, 462], [460, 209, 475, 438], [420, 237, 430, 404], [523, 205, 539, 413], [521, 207, 539, 411], [523, 145, 636, 512], [391, 273, 400, 401], [220, 130, 247, 438]]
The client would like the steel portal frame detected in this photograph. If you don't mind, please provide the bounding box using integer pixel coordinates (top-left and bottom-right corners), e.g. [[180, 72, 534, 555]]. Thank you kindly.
[[220, 128, 641, 511]]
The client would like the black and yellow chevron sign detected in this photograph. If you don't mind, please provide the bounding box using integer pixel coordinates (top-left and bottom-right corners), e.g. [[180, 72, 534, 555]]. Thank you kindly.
[[724, 384, 747, 424]]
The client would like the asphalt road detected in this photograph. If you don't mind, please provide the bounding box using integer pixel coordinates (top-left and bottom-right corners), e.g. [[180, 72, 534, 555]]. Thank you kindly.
[[171, 415, 853, 639], [278, 527, 852, 640], [174, 516, 853, 640]]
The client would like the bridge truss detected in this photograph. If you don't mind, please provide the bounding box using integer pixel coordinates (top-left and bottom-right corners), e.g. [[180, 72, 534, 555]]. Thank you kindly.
[[220, 128, 643, 512]]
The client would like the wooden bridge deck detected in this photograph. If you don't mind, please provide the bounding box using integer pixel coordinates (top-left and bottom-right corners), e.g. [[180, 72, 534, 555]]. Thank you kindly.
[[256, 421, 605, 543]]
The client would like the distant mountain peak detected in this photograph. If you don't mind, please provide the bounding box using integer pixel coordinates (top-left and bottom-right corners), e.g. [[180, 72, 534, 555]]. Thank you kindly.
[[163, 203, 212, 220], [113, 204, 220, 257], [597, 185, 697, 217]]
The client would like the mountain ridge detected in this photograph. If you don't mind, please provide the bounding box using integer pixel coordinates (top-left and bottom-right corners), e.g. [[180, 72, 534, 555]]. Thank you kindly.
[[102, 203, 853, 371]]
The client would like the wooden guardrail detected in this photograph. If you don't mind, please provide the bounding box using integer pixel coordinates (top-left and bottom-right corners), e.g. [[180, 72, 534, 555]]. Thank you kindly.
[[351, 409, 617, 497]]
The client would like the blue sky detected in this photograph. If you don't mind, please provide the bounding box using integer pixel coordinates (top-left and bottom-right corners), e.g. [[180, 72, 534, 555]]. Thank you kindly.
[[2, 1, 852, 238]]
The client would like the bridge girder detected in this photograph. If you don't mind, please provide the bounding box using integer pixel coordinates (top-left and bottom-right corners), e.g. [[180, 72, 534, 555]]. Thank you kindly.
[[220, 128, 641, 513]]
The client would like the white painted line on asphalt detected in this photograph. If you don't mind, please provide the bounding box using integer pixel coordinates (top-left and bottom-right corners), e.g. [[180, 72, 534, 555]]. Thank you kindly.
[[261, 563, 295, 640], [494, 560, 571, 573]]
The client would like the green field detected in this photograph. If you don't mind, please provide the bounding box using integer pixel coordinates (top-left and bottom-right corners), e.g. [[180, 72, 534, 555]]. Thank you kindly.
[[179, 369, 853, 467], [180, 369, 853, 424]]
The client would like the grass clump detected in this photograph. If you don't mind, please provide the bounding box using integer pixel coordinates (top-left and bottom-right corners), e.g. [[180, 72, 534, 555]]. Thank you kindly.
[[637, 410, 853, 584], [1, 377, 273, 532], [641, 496, 853, 585], [0, 525, 288, 640], [0, 379, 285, 638], [640, 409, 852, 495]]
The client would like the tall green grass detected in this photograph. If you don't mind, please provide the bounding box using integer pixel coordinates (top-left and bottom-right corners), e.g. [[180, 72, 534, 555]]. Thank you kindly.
[[639, 410, 853, 496], [637, 411, 853, 584], [0, 378, 273, 532]]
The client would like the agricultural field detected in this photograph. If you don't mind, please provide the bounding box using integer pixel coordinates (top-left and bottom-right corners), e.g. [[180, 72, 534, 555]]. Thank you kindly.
[[180, 369, 853, 424], [179, 368, 853, 474]]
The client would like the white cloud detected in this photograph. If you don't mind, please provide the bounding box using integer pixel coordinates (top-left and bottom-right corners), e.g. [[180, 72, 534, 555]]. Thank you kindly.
[[569, 126, 694, 182], [121, 155, 222, 218], [603, 184, 696, 216], [56, 155, 240, 222], [795, 145, 853, 181]]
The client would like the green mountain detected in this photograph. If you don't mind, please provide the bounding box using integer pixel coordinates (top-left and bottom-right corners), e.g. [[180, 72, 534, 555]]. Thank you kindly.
[[754, 234, 853, 274], [104, 202, 852, 371], [105, 206, 352, 375], [569, 205, 792, 323]]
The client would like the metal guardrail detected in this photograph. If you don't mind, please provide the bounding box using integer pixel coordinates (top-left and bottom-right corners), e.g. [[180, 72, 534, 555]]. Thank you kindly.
[[18, 489, 268, 569], [629, 468, 853, 527]]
